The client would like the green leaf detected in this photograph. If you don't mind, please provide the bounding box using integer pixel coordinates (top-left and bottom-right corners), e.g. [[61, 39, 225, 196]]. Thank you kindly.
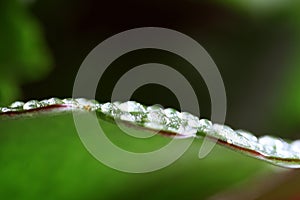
[[0, 0, 52, 105], [0, 110, 270, 199], [1, 98, 299, 169]]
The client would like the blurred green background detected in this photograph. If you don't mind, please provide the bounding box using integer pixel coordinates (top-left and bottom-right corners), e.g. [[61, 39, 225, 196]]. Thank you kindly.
[[1, 0, 300, 199]]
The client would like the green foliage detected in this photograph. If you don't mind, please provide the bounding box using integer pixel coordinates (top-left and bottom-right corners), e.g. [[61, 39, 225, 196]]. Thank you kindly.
[[215, 0, 296, 15], [0, 0, 51, 105], [0, 114, 271, 199]]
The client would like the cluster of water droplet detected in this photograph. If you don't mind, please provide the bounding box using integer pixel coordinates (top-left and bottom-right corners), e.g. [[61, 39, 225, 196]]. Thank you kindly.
[[208, 124, 300, 159], [98, 101, 300, 160], [1, 98, 300, 162], [99, 101, 211, 138], [0, 98, 101, 113]]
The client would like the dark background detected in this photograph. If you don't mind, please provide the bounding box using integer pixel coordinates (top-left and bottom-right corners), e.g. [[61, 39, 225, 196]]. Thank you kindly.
[[19, 0, 299, 138]]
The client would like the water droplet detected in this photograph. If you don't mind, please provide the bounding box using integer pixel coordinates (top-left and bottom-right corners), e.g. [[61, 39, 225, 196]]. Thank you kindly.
[[291, 140, 300, 153], [163, 108, 180, 118], [147, 105, 164, 111], [143, 122, 165, 130], [76, 98, 100, 110], [212, 124, 238, 143], [258, 135, 288, 150], [100, 103, 112, 113], [100, 102, 120, 116], [236, 130, 258, 142], [40, 98, 63, 106], [258, 135, 293, 158], [197, 119, 212, 133], [163, 108, 181, 132], [117, 101, 146, 113], [23, 100, 42, 110], [145, 107, 166, 124], [119, 113, 136, 122], [9, 101, 25, 108], [180, 112, 201, 128], [62, 98, 79, 105], [112, 101, 121, 107], [1, 107, 11, 112]]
